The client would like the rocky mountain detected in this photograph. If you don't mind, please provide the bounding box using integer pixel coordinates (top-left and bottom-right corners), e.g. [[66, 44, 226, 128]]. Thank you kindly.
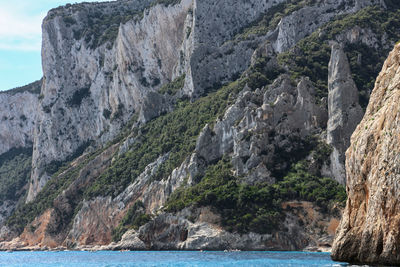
[[0, 80, 41, 226], [331, 43, 400, 265], [0, 0, 399, 252]]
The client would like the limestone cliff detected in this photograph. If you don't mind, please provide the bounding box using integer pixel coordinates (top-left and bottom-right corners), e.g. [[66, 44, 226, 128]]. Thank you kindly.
[[332, 43, 400, 265], [28, 0, 384, 201], [28, 0, 291, 201], [1, 0, 399, 252], [0, 81, 40, 156], [327, 43, 363, 185], [28, 0, 193, 201], [0, 81, 40, 226]]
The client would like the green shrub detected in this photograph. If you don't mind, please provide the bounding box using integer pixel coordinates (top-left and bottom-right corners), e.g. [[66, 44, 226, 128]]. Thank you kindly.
[[0, 147, 32, 203], [67, 86, 91, 107], [103, 109, 112, 119], [278, 6, 400, 106], [159, 75, 186, 95], [111, 201, 151, 242], [165, 157, 346, 234]]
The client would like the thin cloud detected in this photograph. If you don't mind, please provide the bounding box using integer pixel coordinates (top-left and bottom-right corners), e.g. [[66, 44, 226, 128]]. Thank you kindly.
[[0, 0, 114, 52], [0, 3, 43, 51]]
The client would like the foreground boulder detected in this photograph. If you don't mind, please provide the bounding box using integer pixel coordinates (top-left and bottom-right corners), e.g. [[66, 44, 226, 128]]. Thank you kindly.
[[332, 43, 400, 265]]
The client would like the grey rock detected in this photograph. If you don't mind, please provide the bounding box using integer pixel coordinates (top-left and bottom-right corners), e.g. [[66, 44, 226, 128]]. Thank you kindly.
[[28, 0, 193, 201], [327, 43, 363, 185], [114, 202, 339, 251], [0, 90, 39, 155]]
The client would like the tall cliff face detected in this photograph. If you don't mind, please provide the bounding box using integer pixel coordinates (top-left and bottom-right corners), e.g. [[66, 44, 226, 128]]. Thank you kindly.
[[2, 0, 400, 252], [28, 0, 294, 201], [0, 82, 40, 155], [0, 81, 40, 226], [332, 43, 400, 265], [28, 0, 193, 201], [28, 0, 386, 201]]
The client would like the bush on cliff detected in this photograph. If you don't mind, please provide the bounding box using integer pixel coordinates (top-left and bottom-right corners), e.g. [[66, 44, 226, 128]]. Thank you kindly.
[[278, 6, 400, 108], [165, 157, 346, 234]]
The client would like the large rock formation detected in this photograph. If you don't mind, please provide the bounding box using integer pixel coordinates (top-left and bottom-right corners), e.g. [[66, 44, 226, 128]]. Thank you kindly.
[[327, 43, 363, 185], [28, 0, 384, 201], [28, 0, 291, 201], [28, 0, 193, 201], [0, 0, 398, 252], [332, 43, 400, 265], [0, 81, 40, 226], [0, 81, 40, 155]]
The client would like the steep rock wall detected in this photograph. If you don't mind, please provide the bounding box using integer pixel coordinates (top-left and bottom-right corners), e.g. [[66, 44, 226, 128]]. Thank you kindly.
[[0, 82, 40, 225], [332, 44, 400, 265], [327, 43, 363, 185], [28, 0, 383, 201], [28, 0, 192, 201], [2, 0, 396, 252], [0, 83, 40, 155]]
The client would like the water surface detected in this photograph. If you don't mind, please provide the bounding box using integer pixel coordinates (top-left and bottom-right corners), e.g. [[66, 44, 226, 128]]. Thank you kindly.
[[0, 251, 351, 266]]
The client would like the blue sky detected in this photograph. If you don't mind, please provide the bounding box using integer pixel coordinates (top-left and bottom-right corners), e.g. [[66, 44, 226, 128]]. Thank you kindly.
[[0, 0, 112, 91]]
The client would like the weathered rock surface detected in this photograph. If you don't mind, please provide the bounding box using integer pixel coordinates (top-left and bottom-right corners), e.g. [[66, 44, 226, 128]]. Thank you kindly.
[[27, 0, 383, 201], [10, 144, 119, 248], [327, 43, 363, 185], [28, 0, 193, 201], [0, 82, 40, 155], [109, 202, 340, 251], [331, 43, 400, 265], [70, 72, 332, 251], [273, 0, 379, 54], [0, 81, 40, 228], [196, 74, 327, 184], [0, 0, 395, 252]]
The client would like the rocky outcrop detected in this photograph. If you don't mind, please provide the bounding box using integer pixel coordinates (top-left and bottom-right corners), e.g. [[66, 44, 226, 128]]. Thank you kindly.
[[0, 82, 40, 227], [0, 82, 40, 155], [196, 75, 327, 184], [28, 0, 289, 201], [327, 43, 363, 185], [106, 202, 340, 251], [1, 0, 397, 253], [331, 44, 400, 265], [28, 0, 193, 201], [28, 0, 383, 201], [273, 0, 379, 53], [11, 143, 119, 248]]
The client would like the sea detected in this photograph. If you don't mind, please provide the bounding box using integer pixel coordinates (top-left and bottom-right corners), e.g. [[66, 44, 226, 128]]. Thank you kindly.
[[0, 251, 354, 266]]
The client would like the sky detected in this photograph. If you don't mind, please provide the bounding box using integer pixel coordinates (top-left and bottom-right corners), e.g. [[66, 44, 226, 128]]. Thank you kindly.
[[0, 0, 112, 91]]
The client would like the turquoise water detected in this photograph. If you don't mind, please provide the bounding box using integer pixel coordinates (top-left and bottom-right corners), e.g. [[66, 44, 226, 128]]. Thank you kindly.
[[0, 251, 350, 266]]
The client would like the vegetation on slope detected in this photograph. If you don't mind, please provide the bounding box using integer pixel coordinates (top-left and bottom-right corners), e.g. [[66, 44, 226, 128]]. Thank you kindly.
[[6, 148, 105, 234], [159, 75, 186, 95], [111, 201, 151, 242], [9, 2, 397, 237], [0, 148, 32, 204], [84, 79, 245, 199], [234, 0, 316, 42], [278, 6, 400, 107], [0, 80, 41, 96], [166, 156, 346, 234]]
